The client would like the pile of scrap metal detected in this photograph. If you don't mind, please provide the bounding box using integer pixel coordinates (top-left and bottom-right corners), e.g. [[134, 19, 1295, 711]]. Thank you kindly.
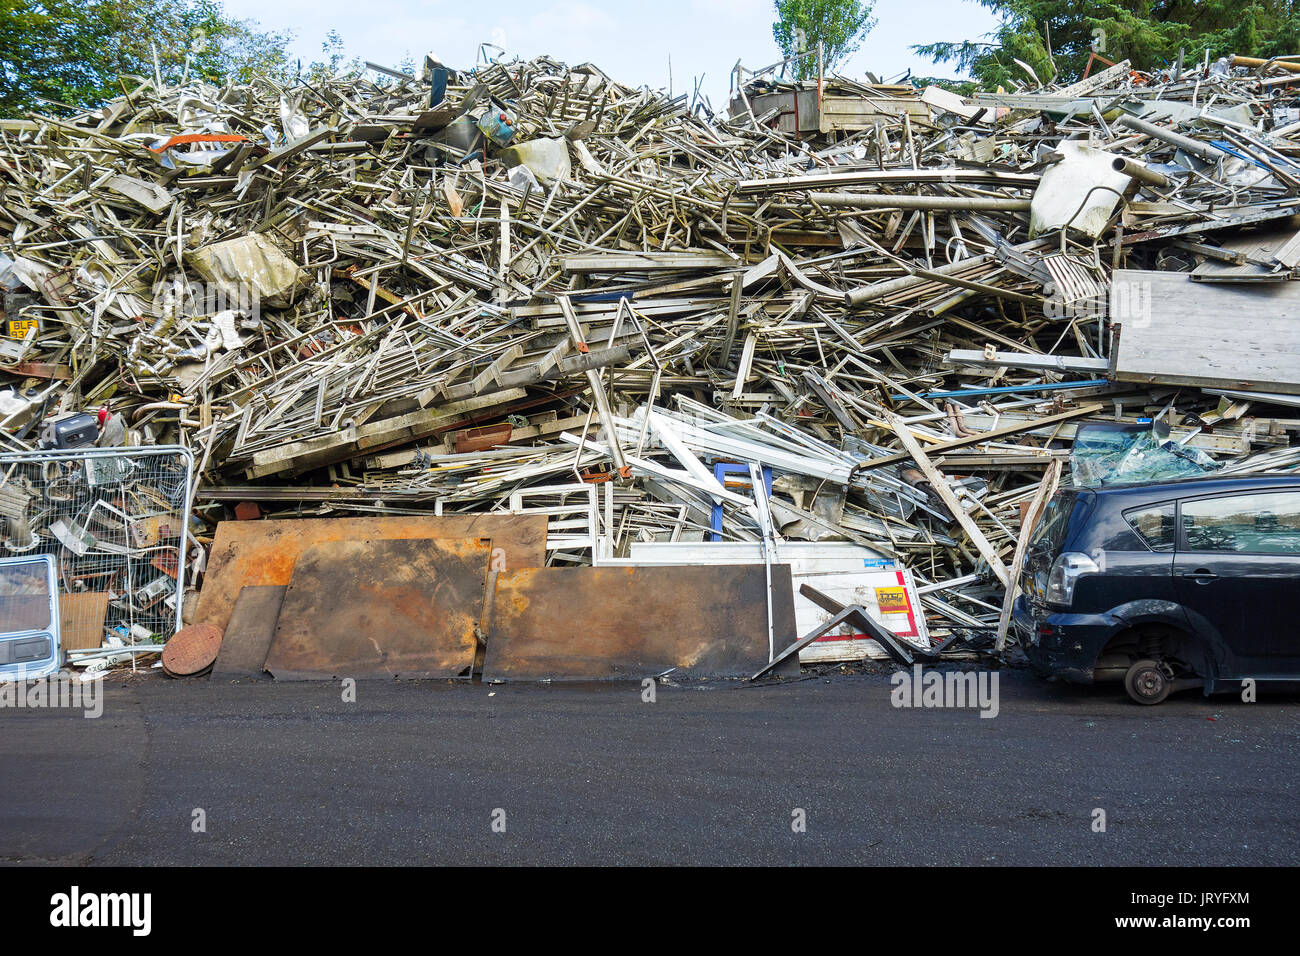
[[1, 48, 1299, 677]]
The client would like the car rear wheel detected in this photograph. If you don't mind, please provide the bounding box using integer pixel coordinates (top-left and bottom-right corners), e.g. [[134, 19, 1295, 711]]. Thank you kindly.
[[1124, 659, 1172, 705]]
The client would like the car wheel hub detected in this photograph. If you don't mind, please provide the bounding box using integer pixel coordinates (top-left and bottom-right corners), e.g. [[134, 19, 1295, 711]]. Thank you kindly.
[[1135, 669, 1165, 698]]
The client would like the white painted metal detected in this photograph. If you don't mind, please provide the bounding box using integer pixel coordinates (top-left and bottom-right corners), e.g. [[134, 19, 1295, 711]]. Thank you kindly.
[[607, 541, 931, 663], [507, 482, 598, 555]]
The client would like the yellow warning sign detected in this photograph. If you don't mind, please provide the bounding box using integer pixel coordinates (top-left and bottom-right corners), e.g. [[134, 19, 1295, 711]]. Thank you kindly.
[[875, 586, 909, 615]]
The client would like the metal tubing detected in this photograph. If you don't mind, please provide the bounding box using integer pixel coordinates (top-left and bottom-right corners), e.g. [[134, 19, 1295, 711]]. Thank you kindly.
[[1114, 114, 1228, 163], [810, 192, 1032, 212], [1111, 156, 1171, 188]]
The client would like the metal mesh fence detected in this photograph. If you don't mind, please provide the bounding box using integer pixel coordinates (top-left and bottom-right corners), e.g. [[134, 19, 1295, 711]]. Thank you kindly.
[[0, 446, 193, 658]]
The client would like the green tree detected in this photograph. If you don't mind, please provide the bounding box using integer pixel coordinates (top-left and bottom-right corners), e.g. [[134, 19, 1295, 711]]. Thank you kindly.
[[772, 0, 878, 80], [915, 1, 1300, 90], [299, 29, 365, 85], [0, 0, 292, 115]]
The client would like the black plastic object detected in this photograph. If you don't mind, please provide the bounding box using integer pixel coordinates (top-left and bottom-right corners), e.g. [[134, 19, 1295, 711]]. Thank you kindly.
[[37, 412, 97, 449]]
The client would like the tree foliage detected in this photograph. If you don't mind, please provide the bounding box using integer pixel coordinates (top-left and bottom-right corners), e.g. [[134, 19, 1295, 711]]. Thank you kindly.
[[914, 1, 1300, 89], [0, 0, 293, 114], [299, 30, 368, 86], [772, 0, 878, 80]]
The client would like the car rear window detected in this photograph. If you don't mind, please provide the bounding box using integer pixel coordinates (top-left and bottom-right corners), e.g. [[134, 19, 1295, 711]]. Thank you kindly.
[[1123, 502, 1176, 551], [1030, 491, 1080, 556]]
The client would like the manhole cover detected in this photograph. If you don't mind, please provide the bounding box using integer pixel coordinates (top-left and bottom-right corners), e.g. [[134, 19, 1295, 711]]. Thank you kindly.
[[162, 623, 223, 677]]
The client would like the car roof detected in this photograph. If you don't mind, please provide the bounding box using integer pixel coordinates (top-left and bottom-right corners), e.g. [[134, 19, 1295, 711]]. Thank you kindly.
[[1062, 473, 1300, 505]]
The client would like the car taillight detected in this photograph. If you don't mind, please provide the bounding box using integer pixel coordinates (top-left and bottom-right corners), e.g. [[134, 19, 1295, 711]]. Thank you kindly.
[[1045, 551, 1099, 608]]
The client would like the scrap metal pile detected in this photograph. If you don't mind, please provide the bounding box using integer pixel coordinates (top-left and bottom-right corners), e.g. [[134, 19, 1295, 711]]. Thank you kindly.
[[2, 49, 1299, 669]]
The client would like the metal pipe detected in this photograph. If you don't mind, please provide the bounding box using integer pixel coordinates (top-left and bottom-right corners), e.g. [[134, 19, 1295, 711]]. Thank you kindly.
[[890, 379, 1111, 401], [132, 401, 187, 422], [1172, 239, 1246, 265], [811, 192, 1032, 212], [1231, 54, 1300, 74], [844, 254, 994, 307], [1111, 156, 1171, 188], [1113, 114, 1228, 163], [904, 264, 1041, 306]]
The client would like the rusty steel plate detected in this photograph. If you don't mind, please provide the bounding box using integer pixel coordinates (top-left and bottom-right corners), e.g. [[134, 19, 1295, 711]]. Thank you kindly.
[[211, 585, 286, 679], [194, 515, 547, 633], [264, 537, 491, 681], [483, 564, 800, 681], [162, 623, 224, 677]]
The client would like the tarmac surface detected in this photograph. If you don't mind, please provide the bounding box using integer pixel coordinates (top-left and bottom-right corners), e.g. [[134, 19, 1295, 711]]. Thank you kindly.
[[1, 668, 1296, 865]]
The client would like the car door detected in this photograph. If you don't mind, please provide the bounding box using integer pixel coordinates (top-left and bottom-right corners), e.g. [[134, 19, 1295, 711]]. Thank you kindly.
[[0, 553, 61, 681], [1173, 488, 1300, 678]]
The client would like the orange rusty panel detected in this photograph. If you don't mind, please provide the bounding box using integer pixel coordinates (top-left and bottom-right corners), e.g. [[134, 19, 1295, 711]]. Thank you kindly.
[[483, 564, 799, 681], [264, 537, 490, 681], [195, 515, 547, 632]]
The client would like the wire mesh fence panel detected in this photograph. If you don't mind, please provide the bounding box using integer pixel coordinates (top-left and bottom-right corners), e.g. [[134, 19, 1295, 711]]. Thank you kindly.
[[0, 446, 194, 660]]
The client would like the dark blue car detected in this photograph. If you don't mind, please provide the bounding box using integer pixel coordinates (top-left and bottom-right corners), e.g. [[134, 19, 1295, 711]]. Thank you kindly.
[[1012, 475, 1300, 703]]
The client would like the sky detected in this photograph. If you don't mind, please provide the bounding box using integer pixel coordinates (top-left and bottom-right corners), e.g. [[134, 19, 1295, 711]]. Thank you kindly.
[[219, 0, 1003, 107]]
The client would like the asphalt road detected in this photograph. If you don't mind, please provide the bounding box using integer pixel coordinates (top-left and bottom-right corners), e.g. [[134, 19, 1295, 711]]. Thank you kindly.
[[1, 668, 1296, 865]]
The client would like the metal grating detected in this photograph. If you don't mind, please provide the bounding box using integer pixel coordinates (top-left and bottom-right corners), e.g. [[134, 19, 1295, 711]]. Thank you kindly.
[[0, 446, 194, 659]]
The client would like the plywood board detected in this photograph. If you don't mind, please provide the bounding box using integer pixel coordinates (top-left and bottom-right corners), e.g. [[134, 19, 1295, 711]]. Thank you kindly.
[[484, 564, 799, 681], [57, 592, 110, 651], [195, 514, 547, 631], [1112, 269, 1300, 395]]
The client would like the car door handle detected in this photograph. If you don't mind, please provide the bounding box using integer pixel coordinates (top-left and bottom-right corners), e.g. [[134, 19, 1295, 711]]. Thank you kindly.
[[1181, 569, 1218, 583]]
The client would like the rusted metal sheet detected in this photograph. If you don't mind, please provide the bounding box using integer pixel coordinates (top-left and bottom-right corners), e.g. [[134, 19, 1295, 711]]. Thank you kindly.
[[264, 537, 491, 681], [211, 585, 286, 679], [483, 565, 799, 681], [194, 515, 546, 632]]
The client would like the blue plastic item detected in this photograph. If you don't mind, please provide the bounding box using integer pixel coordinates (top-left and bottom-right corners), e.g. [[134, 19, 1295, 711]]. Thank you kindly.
[[477, 110, 515, 147], [710, 463, 774, 542]]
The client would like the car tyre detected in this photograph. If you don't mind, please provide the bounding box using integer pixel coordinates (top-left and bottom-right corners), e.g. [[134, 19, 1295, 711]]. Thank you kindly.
[[1124, 659, 1172, 705]]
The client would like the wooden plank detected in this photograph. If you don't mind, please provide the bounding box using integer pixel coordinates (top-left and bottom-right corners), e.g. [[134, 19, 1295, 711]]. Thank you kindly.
[[58, 592, 110, 651], [995, 459, 1062, 651], [818, 95, 932, 132], [856, 402, 1105, 471], [1111, 269, 1300, 395], [245, 388, 528, 478], [884, 412, 1011, 587]]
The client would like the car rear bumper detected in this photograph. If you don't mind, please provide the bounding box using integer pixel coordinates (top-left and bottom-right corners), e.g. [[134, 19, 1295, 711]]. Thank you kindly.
[[1012, 596, 1121, 685]]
